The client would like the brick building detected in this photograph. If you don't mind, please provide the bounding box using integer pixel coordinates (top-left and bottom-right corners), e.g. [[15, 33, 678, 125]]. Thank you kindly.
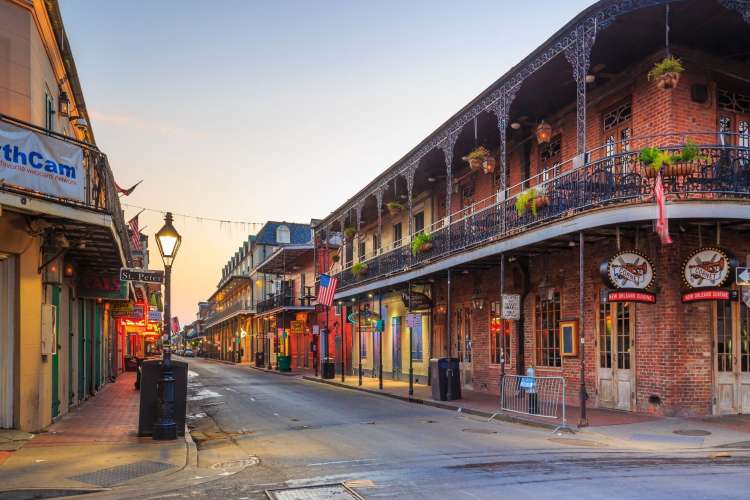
[[313, 0, 750, 417]]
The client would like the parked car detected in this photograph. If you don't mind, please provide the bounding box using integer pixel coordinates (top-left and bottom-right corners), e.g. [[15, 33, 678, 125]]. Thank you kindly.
[[183, 349, 194, 357]]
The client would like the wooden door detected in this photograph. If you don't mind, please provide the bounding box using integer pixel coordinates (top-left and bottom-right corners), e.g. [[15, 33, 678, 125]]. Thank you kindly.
[[598, 300, 635, 410], [715, 296, 750, 414]]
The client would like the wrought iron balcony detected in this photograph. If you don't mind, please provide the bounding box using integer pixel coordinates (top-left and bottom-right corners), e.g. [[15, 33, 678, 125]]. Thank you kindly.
[[336, 139, 750, 290], [205, 299, 254, 327], [256, 288, 316, 314]]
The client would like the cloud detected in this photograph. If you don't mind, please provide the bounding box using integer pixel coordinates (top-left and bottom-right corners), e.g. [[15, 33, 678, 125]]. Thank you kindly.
[[89, 110, 209, 139]]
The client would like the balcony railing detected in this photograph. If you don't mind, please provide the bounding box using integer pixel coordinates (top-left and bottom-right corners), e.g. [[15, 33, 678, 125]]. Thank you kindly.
[[256, 288, 316, 314], [337, 138, 750, 290], [205, 299, 254, 326]]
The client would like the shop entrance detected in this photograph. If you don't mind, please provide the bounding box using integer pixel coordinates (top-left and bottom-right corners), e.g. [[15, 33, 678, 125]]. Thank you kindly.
[[0, 254, 17, 428], [597, 301, 635, 411], [456, 307, 473, 390], [714, 297, 750, 414], [392, 316, 402, 380]]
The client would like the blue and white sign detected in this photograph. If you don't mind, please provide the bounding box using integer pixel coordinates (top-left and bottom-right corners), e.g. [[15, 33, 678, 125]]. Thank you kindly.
[[148, 310, 162, 322], [0, 121, 85, 202]]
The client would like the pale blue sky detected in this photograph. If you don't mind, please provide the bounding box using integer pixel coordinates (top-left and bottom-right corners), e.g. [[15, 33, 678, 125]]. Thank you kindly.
[[59, 0, 591, 323]]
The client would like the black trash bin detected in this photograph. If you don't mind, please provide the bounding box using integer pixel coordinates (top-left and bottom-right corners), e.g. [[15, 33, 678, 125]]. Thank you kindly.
[[430, 358, 461, 401], [321, 359, 336, 379], [137, 359, 188, 437], [255, 351, 264, 367]]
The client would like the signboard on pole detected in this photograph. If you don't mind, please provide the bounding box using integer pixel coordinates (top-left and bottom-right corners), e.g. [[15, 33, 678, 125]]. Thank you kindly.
[[120, 268, 164, 283], [290, 320, 304, 334], [736, 267, 750, 286], [0, 121, 86, 202], [501, 294, 520, 320]]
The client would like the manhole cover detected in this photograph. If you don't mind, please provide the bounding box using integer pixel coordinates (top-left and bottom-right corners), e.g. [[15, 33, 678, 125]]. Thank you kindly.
[[548, 438, 606, 447], [69, 461, 174, 487], [673, 429, 712, 436], [266, 483, 360, 499], [462, 428, 498, 435]]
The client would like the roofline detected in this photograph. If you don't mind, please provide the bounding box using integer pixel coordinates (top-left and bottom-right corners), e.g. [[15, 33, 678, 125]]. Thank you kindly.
[[250, 244, 314, 276]]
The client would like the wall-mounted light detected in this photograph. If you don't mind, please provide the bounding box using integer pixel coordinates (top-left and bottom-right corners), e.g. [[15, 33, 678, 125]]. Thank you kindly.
[[58, 91, 70, 117], [471, 287, 486, 311], [427, 176, 437, 183], [585, 74, 596, 84], [510, 122, 521, 130], [536, 120, 552, 144], [63, 262, 74, 278]]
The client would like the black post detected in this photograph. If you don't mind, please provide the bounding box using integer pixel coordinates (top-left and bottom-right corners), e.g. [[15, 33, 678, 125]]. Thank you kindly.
[[579, 231, 588, 427], [378, 292, 383, 390], [153, 264, 177, 440], [446, 269, 451, 357], [408, 281, 414, 397], [500, 254, 506, 384], [358, 298, 363, 386]]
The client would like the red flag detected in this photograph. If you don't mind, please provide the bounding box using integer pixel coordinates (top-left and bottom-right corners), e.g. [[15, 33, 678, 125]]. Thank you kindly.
[[115, 179, 143, 196], [171, 317, 180, 334], [654, 171, 673, 245], [128, 215, 143, 251]]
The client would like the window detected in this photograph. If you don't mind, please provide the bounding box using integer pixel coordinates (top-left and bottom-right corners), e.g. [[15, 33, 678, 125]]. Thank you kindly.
[[598, 299, 612, 369], [490, 301, 511, 365], [413, 211, 425, 234], [334, 303, 342, 316], [372, 233, 379, 254], [411, 315, 423, 360], [44, 91, 55, 131], [602, 100, 633, 158], [358, 239, 366, 261], [360, 330, 367, 358], [539, 134, 562, 182], [345, 239, 353, 266], [393, 223, 402, 248], [536, 292, 561, 367], [276, 225, 290, 244]]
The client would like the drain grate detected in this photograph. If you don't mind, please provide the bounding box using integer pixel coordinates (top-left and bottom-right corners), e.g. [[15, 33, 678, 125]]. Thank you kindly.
[[69, 460, 175, 487], [462, 428, 498, 435], [673, 429, 712, 436], [548, 437, 607, 447], [266, 484, 361, 500]]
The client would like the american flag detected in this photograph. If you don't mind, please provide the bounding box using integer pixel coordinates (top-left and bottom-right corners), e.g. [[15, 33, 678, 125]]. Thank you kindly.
[[654, 171, 673, 245], [128, 215, 143, 251], [317, 274, 338, 307]]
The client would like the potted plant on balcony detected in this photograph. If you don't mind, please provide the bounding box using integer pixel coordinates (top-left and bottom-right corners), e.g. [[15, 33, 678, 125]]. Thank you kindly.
[[639, 141, 704, 178], [514, 186, 549, 217], [648, 56, 684, 90], [411, 232, 433, 256], [463, 146, 492, 172], [331, 253, 340, 263], [343, 226, 357, 240], [386, 201, 404, 217], [351, 261, 368, 279]]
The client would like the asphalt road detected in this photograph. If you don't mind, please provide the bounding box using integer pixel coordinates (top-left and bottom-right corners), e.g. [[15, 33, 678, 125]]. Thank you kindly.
[[146, 357, 750, 500]]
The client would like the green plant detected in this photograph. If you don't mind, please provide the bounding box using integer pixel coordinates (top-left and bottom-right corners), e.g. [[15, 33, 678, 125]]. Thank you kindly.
[[411, 232, 433, 256], [647, 56, 684, 81], [331, 254, 340, 263], [351, 261, 367, 278], [386, 201, 404, 213], [514, 186, 546, 217], [465, 146, 490, 161], [343, 226, 357, 240], [639, 141, 706, 173]]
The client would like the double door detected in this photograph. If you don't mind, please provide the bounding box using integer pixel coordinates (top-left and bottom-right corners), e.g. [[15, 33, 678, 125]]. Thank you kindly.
[[597, 301, 635, 411], [715, 297, 750, 414]]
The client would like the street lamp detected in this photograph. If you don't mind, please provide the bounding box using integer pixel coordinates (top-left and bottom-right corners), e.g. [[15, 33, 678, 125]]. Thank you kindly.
[[153, 212, 181, 440]]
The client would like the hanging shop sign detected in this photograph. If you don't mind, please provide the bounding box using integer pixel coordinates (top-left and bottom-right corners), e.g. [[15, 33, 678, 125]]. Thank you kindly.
[[682, 247, 734, 289], [111, 302, 134, 317], [347, 308, 380, 325], [608, 290, 657, 304], [148, 310, 162, 322], [0, 121, 85, 202], [501, 294, 521, 320], [682, 289, 737, 303], [77, 272, 128, 300], [600, 250, 655, 290], [401, 292, 434, 311], [290, 320, 305, 334], [120, 268, 164, 284]]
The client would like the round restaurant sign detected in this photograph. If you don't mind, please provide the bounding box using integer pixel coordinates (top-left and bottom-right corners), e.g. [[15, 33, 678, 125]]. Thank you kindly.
[[683, 247, 732, 289], [605, 250, 654, 290]]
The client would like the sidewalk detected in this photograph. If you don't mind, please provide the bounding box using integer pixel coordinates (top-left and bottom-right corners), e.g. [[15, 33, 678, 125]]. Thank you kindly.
[[0, 372, 189, 494], [302, 375, 750, 449]]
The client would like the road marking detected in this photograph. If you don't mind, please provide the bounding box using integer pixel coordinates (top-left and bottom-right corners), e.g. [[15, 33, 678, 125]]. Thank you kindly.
[[188, 370, 199, 378], [188, 388, 222, 401], [307, 458, 376, 467], [225, 387, 237, 393]]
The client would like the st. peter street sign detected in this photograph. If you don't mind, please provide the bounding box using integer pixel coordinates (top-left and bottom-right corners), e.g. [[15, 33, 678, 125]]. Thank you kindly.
[[120, 267, 164, 283]]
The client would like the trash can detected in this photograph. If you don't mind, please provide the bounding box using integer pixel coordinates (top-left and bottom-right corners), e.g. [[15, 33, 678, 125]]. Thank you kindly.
[[277, 354, 291, 372], [430, 358, 461, 401], [255, 351, 265, 367], [137, 359, 188, 437], [322, 359, 336, 379]]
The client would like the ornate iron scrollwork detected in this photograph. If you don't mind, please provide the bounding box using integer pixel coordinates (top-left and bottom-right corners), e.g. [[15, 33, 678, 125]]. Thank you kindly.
[[718, 0, 750, 24]]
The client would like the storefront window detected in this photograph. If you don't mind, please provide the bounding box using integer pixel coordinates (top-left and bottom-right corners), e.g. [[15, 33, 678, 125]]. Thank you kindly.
[[536, 292, 561, 367], [411, 318, 422, 360], [598, 300, 612, 368], [360, 330, 367, 358], [717, 300, 732, 372], [490, 301, 511, 365]]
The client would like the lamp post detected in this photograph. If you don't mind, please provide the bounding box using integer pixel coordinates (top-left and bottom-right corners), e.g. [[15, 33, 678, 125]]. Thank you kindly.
[[153, 212, 181, 441]]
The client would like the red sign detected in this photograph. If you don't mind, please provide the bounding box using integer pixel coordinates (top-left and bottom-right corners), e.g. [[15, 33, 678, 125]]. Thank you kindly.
[[681, 289, 731, 302], [608, 291, 656, 304]]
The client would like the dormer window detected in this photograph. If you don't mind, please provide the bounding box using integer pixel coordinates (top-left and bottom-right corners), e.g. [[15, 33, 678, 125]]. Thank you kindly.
[[277, 224, 291, 244]]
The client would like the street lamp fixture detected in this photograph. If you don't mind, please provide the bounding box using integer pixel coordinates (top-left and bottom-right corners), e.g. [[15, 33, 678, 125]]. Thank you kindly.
[[153, 212, 181, 441]]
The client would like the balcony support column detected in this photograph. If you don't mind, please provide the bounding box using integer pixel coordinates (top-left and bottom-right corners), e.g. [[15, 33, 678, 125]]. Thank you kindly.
[[375, 186, 385, 256], [488, 87, 518, 234], [564, 24, 596, 157], [405, 163, 417, 264], [439, 131, 459, 251], [355, 201, 364, 260]]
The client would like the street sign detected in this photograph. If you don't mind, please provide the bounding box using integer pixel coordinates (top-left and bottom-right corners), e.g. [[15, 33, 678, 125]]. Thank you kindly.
[[736, 267, 750, 286], [406, 313, 420, 328], [148, 310, 162, 322], [501, 294, 520, 320], [120, 268, 164, 283]]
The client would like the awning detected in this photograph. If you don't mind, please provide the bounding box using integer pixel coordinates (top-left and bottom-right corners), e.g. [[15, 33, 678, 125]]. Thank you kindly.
[[252, 244, 314, 276]]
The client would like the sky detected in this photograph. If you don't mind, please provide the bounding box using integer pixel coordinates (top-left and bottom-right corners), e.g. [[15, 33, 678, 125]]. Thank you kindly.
[[59, 0, 591, 325]]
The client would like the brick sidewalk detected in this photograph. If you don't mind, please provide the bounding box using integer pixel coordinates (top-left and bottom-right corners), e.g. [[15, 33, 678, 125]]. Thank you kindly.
[[27, 372, 146, 447]]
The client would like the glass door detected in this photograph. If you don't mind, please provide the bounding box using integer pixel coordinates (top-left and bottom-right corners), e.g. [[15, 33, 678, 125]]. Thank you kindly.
[[597, 300, 635, 411], [715, 296, 750, 414]]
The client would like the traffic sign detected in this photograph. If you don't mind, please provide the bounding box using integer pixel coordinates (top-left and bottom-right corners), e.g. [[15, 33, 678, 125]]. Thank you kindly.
[[737, 267, 750, 286], [120, 268, 164, 283]]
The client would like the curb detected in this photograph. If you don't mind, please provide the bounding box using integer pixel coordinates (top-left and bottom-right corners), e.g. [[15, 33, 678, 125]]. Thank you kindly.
[[301, 376, 561, 431], [245, 363, 309, 377]]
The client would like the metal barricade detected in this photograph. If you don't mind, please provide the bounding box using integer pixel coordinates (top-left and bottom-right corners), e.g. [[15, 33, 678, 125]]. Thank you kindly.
[[489, 375, 570, 433]]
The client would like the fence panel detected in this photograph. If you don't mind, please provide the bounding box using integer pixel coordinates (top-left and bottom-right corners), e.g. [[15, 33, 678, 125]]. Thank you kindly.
[[491, 375, 570, 432]]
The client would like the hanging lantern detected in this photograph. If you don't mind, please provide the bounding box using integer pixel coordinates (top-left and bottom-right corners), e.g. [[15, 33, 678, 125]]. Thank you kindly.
[[471, 287, 486, 311], [536, 120, 552, 144]]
